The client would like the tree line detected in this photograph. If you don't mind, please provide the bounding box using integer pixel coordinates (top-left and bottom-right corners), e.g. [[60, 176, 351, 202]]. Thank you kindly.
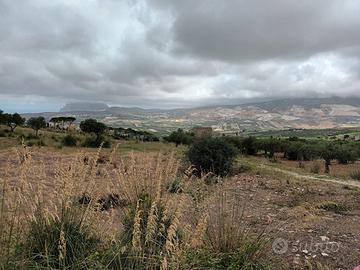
[[163, 128, 360, 175], [0, 109, 160, 148]]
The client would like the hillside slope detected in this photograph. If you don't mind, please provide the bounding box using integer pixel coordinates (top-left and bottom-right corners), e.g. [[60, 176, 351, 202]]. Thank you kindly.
[[24, 97, 360, 133]]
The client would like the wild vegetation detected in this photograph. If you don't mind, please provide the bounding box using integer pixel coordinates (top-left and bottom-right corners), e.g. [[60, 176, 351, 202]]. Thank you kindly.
[[0, 145, 273, 269]]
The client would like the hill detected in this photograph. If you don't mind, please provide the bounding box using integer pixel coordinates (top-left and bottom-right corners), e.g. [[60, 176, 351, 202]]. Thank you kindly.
[[60, 102, 109, 112], [24, 97, 360, 134]]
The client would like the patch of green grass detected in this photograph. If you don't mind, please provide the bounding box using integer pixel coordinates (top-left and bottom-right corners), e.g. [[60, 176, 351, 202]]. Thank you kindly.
[[184, 244, 269, 270], [319, 201, 349, 214], [19, 207, 100, 270]]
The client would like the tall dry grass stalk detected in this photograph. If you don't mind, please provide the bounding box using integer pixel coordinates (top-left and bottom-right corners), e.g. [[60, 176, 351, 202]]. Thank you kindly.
[[0, 145, 187, 269], [0, 144, 277, 269]]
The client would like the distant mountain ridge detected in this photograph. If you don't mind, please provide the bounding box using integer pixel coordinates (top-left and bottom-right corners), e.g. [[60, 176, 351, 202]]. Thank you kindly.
[[25, 97, 360, 134], [60, 102, 109, 112]]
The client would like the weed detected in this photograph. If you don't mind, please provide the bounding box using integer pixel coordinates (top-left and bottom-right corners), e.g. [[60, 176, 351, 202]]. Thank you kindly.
[[22, 207, 99, 269], [310, 162, 321, 174], [167, 178, 183, 193], [184, 190, 270, 269], [350, 169, 360, 181], [107, 193, 184, 269], [319, 201, 349, 214]]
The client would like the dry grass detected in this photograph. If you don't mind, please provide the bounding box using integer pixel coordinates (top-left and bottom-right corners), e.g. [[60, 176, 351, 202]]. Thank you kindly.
[[0, 144, 181, 268], [0, 144, 271, 269], [3, 143, 350, 269]]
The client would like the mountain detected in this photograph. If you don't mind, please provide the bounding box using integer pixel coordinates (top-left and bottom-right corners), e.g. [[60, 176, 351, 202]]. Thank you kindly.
[[60, 102, 109, 112], [25, 97, 360, 134]]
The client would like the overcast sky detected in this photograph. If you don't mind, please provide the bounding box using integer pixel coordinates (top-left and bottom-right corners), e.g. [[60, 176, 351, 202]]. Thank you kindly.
[[1, 0, 360, 112]]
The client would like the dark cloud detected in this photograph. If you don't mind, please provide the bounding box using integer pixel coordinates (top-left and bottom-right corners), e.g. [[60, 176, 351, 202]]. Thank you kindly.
[[1, 0, 360, 112], [161, 0, 360, 61]]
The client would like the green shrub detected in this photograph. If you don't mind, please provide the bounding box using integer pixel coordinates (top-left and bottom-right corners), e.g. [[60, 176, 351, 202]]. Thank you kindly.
[[187, 137, 238, 177], [184, 244, 268, 270], [82, 136, 111, 148], [334, 146, 357, 164], [26, 141, 35, 147], [62, 134, 78, 147], [37, 139, 46, 146], [319, 201, 348, 214], [22, 208, 99, 269], [0, 130, 5, 137]]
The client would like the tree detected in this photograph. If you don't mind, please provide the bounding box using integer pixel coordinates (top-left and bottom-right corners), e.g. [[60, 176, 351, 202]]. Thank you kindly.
[[163, 129, 194, 147], [27, 117, 47, 136], [187, 137, 238, 177], [241, 136, 257, 155], [49, 116, 76, 130], [320, 143, 335, 173], [65, 117, 76, 129], [2, 113, 25, 132], [80, 119, 107, 140], [257, 137, 281, 158], [0, 110, 4, 124], [333, 145, 358, 164]]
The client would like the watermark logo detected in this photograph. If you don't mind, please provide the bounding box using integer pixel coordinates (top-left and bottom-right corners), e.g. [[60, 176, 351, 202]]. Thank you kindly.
[[272, 237, 340, 255], [272, 238, 288, 254]]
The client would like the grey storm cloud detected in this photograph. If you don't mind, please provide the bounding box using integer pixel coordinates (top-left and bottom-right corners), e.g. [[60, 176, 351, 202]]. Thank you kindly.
[[1, 0, 360, 112]]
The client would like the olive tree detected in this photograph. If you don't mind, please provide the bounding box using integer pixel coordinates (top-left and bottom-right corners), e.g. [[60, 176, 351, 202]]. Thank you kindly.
[[27, 117, 47, 136], [2, 113, 25, 132]]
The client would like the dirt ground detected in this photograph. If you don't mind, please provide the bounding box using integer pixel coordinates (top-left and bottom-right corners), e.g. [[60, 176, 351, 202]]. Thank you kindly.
[[224, 173, 360, 269], [254, 154, 360, 179]]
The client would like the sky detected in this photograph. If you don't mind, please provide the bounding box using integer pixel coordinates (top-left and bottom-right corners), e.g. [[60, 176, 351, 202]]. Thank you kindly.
[[1, 0, 360, 112]]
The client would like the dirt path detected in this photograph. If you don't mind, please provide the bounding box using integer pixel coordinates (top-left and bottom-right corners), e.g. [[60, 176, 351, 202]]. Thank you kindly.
[[258, 163, 360, 188]]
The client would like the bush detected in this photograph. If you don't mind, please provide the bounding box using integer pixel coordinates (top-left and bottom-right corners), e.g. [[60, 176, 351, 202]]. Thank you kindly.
[[319, 201, 349, 214], [22, 208, 99, 269], [187, 137, 238, 177], [184, 244, 268, 270], [37, 139, 46, 147], [26, 141, 35, 147], [0, 130, 5, 137], [334, 146, 357, 164], [62, 134, 78, 146], [82, 136, 111, 148]]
